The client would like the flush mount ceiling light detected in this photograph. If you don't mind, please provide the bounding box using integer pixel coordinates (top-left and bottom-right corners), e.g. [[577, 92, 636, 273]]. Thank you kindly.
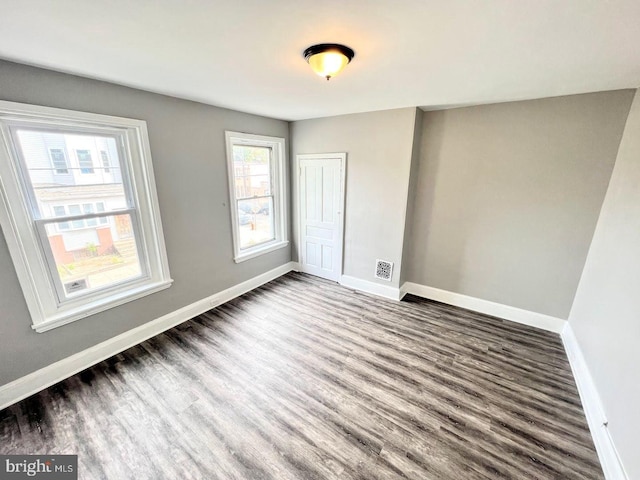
[[303, 43, 355, 81]]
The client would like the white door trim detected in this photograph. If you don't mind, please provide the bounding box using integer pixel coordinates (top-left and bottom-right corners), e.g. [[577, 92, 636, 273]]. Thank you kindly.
[[294, 153, 347, 282]]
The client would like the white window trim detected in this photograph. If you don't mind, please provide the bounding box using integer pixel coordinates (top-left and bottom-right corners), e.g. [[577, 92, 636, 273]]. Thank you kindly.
[[224, 131, 288, 263], [0, 100, 172, 333]]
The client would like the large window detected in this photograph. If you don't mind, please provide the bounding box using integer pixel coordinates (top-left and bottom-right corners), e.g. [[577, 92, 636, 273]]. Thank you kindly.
[[0, 101, 172, 332], [225, 131, 287, 262]]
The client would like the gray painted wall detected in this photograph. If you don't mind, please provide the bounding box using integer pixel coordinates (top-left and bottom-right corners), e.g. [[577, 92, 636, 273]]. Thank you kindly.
[[0, 60, 290, 385], [399, 109, 423, 286], [568, 89, 640, 479], [290, 108, 417, 288], [404, 91, 634, 319]]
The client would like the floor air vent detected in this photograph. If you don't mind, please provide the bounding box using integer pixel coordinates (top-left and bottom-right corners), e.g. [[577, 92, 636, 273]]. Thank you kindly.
[[375, 259, 393, 281]]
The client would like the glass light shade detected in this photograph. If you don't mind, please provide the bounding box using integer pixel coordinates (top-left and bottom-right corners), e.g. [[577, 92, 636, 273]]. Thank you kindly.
[[307, 51, 350, 79]]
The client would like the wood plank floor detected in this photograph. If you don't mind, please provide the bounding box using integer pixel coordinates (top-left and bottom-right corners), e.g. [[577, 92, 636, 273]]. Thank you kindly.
[[0, 272, 603, 479]]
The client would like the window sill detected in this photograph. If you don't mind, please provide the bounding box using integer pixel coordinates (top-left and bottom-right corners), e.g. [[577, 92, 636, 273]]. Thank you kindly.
[[32, 279, 173, 333], [234, 240, 289, 263]]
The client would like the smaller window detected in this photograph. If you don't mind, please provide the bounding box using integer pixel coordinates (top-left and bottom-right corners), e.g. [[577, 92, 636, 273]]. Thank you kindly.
[[100, 150, 110, 173], [68, 204, 84, 229], [96, 202, 108, 224], [49, 148, 68, 174], [77, 149, 94, 174], [83, 203, 98, 226], [53, 205, 70, 231], [53, 205, 66, 216], [225, 131, 288, 263]]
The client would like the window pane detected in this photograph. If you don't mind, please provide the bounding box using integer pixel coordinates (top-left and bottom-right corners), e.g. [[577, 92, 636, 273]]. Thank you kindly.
[[232, 146, 271, 199], [45, 213, 142, 296], [238, 197, 274, 249], [15, 130, 127, 220]]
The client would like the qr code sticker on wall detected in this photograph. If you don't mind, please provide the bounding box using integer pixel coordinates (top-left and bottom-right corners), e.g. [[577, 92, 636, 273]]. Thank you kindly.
[[375, 260, 393, 281]]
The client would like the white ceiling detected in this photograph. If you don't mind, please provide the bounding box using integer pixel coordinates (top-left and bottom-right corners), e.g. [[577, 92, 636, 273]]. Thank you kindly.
[[1, 0, 640, 121]]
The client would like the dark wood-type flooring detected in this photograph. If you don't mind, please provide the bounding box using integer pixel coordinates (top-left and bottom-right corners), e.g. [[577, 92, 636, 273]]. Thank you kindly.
[[0, 272, 603, 479]]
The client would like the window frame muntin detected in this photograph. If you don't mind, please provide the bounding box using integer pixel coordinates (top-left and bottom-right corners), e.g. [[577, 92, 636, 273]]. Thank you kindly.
[[0, 100, 172, 332], [225, 131, 288, 263]]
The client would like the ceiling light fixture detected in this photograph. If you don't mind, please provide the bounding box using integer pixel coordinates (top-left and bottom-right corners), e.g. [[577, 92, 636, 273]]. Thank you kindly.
[[303, 43, 355, 81]]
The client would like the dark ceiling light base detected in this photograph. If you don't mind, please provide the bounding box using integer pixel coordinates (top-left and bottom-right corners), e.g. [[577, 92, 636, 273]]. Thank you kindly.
[[303, 44, 355, 62], [303, 43, 355, 81]]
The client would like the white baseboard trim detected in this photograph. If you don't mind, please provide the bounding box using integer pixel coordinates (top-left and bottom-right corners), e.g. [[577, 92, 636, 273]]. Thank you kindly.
[[561, 324, 628, 480], [340, 275, 402, 301], [0, 261, 297, 411], [402, 282, 565, 333], [399, 282, 409, 300]]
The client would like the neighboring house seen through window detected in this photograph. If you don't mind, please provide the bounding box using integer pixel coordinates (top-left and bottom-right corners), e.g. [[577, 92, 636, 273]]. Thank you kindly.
[[0, 101, 172, 332], [225, 131, 287, 262]]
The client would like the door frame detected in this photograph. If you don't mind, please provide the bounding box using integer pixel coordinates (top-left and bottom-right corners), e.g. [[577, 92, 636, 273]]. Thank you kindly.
[[294, 153, 347, 282]]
